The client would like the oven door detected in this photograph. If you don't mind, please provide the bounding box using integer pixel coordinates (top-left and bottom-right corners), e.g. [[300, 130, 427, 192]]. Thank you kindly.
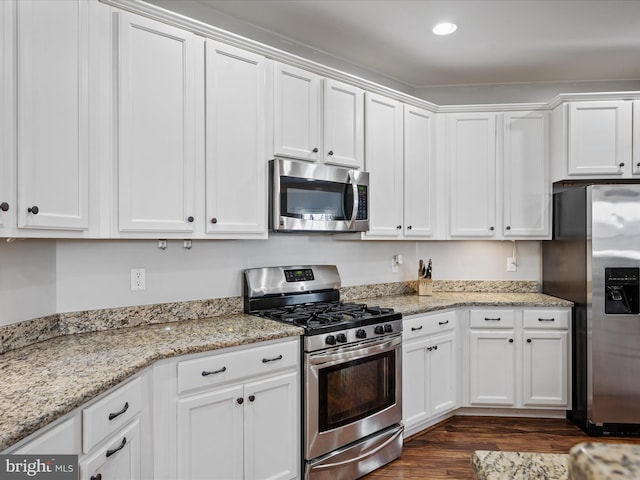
[[305, 334, 402, 460], [271, 158, 369, 232]]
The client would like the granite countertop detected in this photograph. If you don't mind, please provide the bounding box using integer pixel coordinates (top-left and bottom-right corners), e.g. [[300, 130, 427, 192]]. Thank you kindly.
[[0, 290, 572, 452], [0, 314, 302, 452], [569, 442, 640, 479], [472, 450, 569, 480]]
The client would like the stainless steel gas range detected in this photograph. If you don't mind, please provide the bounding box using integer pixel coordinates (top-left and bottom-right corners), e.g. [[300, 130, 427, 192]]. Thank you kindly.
[[243, 265, 403, 480]]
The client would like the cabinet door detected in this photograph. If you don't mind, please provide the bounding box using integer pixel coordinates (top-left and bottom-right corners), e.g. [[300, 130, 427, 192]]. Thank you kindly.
[[448, 113, 497, 237], [117, 12, 198, 233], [567, 101, 632, 176], [177, 384, 244, 480], [523, 331, 569, 407], [402, 337, 431, 430], [634, 100, 640, 176], [81, 419, 141, 480], [364, 92, 404, 238], [205, 41, 266, 236], [0, 1, 14, 235], [404, 105, 436, 238], [429, 332, 458, 416], [244, 372, 299, 480], [16, 0, 89, 231], [12, 416, 81, 455], [273, 63, 320, 161], [503, 111, 550, 238], [469, 330, 515, 406], [323, 79, 363, 169]]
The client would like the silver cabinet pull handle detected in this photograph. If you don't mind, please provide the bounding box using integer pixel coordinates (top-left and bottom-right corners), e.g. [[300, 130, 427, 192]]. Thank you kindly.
[[262, 354, 283, 363], [484, 317, 501, 321], [202, 366, 227, 376], [108, 402, 129, 421], [538, 318, 555, 322]]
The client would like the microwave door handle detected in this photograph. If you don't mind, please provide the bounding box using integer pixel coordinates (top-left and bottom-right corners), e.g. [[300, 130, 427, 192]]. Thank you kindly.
[[347, 171, 359, 230]]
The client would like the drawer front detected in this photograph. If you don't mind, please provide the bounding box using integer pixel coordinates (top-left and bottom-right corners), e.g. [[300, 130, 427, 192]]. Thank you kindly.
[[82, 377, 142, 454], [177, 339, 298, 394], [404, 311, 456, 340], [469, 309, 515, 329], [523, 309, 570, 329]]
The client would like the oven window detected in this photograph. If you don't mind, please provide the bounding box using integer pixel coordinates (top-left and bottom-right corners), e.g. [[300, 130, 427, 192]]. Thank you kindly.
[[280, 176, 353, 221], [318, 351, 395, 431]]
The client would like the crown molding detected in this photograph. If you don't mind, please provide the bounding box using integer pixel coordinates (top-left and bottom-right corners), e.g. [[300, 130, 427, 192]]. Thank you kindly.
[[547, 91, 640, 109]]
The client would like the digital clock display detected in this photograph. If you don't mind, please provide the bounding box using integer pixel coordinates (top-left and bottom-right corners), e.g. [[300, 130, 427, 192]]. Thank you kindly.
[[284, 268, 315, 282]]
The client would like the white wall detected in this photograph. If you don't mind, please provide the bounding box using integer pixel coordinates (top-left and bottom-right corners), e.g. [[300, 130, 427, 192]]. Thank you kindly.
[[0, 239, 56, 325], [52, 237, 541, 314]]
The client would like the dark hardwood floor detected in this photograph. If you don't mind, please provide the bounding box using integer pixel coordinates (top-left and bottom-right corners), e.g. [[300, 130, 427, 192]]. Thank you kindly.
[[363, 416, 640, 479]]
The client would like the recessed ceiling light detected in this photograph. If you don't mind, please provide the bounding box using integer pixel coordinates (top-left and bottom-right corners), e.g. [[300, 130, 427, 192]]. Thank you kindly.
[[433, 22, 457, 36]]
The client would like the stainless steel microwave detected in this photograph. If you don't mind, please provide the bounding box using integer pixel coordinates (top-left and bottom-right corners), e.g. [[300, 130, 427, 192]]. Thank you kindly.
[[270, 159, 369, 232]]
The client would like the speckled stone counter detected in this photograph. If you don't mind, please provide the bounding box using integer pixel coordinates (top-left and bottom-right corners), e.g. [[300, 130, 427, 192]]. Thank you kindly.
[[0, 314, 301, 451], [472, 450, 570, 480], [0, 287, 571, 452], [569, 442, 640, 479]]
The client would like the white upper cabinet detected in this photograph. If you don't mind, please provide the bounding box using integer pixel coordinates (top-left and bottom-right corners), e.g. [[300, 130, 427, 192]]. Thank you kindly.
[[205, 40, 267, 238], [448, 111, 550, 240], [15, 0, 90, 232], [272, 62, 364, 168], [273, 63, 321, 162], [0, 1, 15, 235], [448, 113, 497, 238], [503, 111, 550, 238], [323, 79, 364, 169], [117, 12, 199, 234], [551, 100, 638, 180], [403, 105, 437, 238], [364, 92, 404, 238]]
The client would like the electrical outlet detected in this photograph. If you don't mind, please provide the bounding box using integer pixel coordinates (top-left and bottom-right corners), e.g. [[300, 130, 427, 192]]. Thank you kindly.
[[507, 257, 517, 272], [131, 268, 146, 291]]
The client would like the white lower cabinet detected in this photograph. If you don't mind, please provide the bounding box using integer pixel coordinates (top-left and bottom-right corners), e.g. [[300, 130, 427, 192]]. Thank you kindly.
[[81, 419, 141, 480], [466, 308, 571, 409], [402, 311, 458, 436], [171, 338, 300, 480]]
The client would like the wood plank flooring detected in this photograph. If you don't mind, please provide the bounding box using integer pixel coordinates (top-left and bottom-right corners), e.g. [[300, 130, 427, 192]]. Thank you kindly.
[[363, 416, 640, 479]]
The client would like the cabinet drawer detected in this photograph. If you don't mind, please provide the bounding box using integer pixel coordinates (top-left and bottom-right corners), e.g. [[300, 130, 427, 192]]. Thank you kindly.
[[523, 309, 570, 329], [404, 311, 456, 340], [82, 377, 142, 454], [469, 309, 515, 328], [177, 339, 298, 394]]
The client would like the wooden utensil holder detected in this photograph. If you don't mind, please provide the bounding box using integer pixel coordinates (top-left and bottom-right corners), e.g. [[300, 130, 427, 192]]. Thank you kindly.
[[418, 278, 433, 296]]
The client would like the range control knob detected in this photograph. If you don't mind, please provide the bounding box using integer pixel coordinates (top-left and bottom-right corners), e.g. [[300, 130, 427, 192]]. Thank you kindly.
[[325, 335, 336, 346], [336, 333, 348, 343], [384, 324, 393, 333], [356, 329, 367, 339], [374, 325, 384, 335]]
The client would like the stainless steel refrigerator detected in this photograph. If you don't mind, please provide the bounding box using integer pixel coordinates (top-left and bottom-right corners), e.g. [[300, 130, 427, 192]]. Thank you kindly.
[[543, 183, 640, 435]]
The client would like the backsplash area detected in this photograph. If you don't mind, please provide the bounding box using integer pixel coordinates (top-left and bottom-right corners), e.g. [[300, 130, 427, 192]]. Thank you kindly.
[[0, 280, 539, 355]]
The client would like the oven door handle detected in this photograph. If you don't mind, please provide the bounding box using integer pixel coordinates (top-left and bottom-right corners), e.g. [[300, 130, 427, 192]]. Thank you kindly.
[[347, 170, 359, 230], [308, 335, 401, 366]]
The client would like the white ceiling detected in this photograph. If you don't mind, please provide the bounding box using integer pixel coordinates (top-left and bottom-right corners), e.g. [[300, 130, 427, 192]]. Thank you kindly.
[[159, 0, 640, 89]]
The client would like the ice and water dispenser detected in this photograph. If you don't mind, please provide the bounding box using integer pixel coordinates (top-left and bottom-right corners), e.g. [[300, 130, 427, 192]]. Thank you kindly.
[[605, 267, 640, 314]]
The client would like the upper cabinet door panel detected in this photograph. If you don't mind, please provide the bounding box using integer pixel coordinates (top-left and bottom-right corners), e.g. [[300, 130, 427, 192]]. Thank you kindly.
[[117, 12, 197, 233], [17, 0, 89, 231], [567, 101, 632, 176], [273, 63, 320, 162], [205, 40, 266, 236], [448, 113, 496, 237], [503, 111, 550, 238], [364, 92, 404, 238], [403, 105, 436, 238], [323, 79, 364, 169]]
